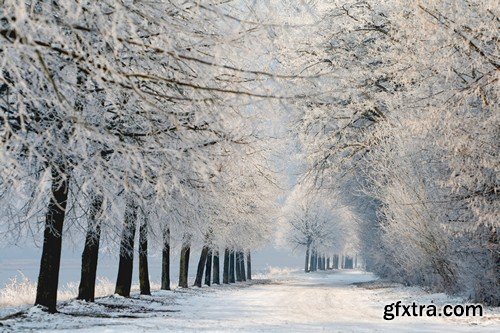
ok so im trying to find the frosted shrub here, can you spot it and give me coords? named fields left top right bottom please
left=0, top=274, right=123, bottom=308
left=0, top=273, right=37, bottom=307
left=94, top=277, right=116, bottom=299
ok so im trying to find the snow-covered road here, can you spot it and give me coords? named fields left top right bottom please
left=1, top=270, right=498, bottom=332
left=149, top=270, right=499, bottom=332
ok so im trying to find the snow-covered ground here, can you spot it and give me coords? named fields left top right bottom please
left=0, top=269, right=498, bottom=332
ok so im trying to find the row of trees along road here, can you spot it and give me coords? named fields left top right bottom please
left=0, top=0, right=313, bottom=313
left=1, top=0, right=498, bottom=313
left=282, top=0, right=498, bottom=305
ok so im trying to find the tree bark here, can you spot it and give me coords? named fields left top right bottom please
left=77, top=195, right=103, bottom=302
left=246, top=251, right=252, bottom=280
left=305, top=243, right=311, bottom=273
left=205, top=250, right=212, bottom=286
left=114, top=199, right=137, bottom=297
left=161, top=227, right=170, bottom=290
left=212, top=250, right=220, bottom=284
left=345, top=256, right=353, bottom=269
left=35, top=166, right=69, bottom=313
left=239, top=252, right=246, bottom=281
left=178, top=238, right=191, bottom=288
left=332, top=254, right=339, bottom=269
left=194, top=246, right=209, bottom=287
left=310, top=250, right=315, bottom=271
left=326, top=257, right=331, bottom=270
left=229, top=250, right=236, bottom=283
left=314, top=251, right=317, bottom=271
left=235, top=250, right=242, bottom=282
left=223, top=248, right=230, bottom=284
left=139, top=216, right=151, bottom=295
left=312, top=250, right=317, bottom=271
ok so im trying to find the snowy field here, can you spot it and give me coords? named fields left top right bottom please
left=0, top=269, right=498, bottom=332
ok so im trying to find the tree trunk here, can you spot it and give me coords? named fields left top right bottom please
left=326, top=257, right=330, bottom=270
left=305, top=243, right=311, bottom=273
left=310, top=250, right=315, bottom=271
left=194, top=246, right=209, bottom=287
left=313, top=251, right=317, bottom=271
left=161, top=227, right=170, bottom=290
left=223, top=248, right=230, bottom=284
left=178, top=238, right=191, bottom=288
left=114, top=199, right=137, bottom=297
left=229, top=250, right=236, bottom=283
left=345, top=256, right=353, bottom=269
left=332, top=254, right=339, bottom=269
left=212, top=250, right=220, bottom=284
left=139, top=216, right=151, bottom=295
left=35, top=166, right=69, bottom=313
left=235, top=250, right=242, bottom=282
left=246, top=251, right=252, bottom=280
left=205, top=250, right=212, bottom=286
left=239, top=252, right=246, bottom=281
left=77, top=195, right=103, bottom=302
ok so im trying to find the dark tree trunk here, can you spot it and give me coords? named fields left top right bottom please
left=312, top=250, right=317, bottom=271
left=161, top=227, right=170, bottom=290
left=246, top=251, right=252, bottom=280
left=35, top=166, right=69, bottom=313
left=212, top=250, right=220, bottom=284
left=178, top=238, right=191, bottom=288
left=194, top=246, right=209, bottom=287
left=205, top=250, right=212, bottom=286
left=139, top=216, right=151, bottom=295
left=77, top=195, right=103, bottom=302
left=326, top=257, right=331, bottom=270
left=332, top=254, right=339, bottom=269
left=309, top=251, right=313, bottom=271
left=310, top=250, right=315, bottom=271
left=305, top=243, right=311, bottom=273
left=239, top=252, right=246, bottom=281
left=229, top=250, right=236, bottom=283
left=345, top=256, right=353, bottom=269
left=115, top=199, right=138, bottom=297
left=223, top=248, right=230, bottom=284
left=235, top=251, right=242, bottom=282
